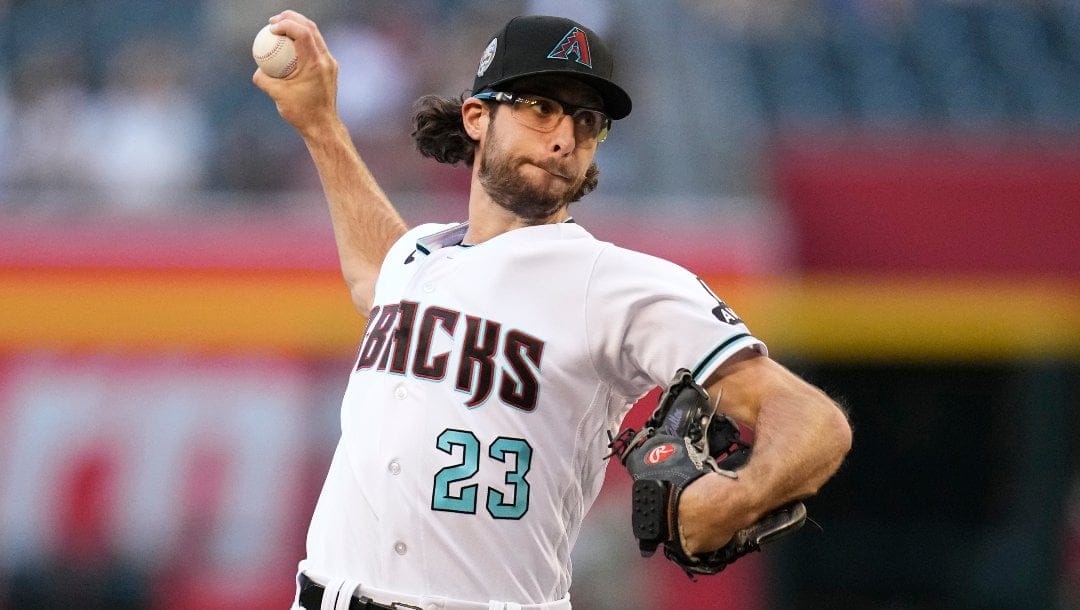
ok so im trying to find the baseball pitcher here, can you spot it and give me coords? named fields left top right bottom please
left=254, top=10, right=852, bottom=610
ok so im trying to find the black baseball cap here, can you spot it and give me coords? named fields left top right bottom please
left=472, top=15, right=632, bottom=120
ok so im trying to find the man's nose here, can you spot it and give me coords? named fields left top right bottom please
left=548, top=114, right=577, bottom=154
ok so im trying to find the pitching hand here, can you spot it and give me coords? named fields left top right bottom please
left=252, top=11, right=340, bottom=137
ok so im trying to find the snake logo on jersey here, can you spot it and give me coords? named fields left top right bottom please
left=356, top=301, right=545, bottom=411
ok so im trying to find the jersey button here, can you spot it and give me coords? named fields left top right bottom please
left=388, top=459, right=401, bottom=475
left=394, top=386, right=407, bottom=399
left=393, top=541, right=407, bottom=555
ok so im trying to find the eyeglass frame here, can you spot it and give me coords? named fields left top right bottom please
left=472, top=90, right=612, bottom=143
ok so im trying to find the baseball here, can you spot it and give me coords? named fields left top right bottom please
left=252, top=24, right=298, bottom=78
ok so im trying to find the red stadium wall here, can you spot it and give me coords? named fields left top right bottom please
left=771, top=130, right=1080, bottom=277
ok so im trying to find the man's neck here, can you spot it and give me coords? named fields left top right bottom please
left=463, top=191, right=569, bottom=245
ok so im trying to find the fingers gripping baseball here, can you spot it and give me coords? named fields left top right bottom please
left=252, top=11, right=339, bottom=135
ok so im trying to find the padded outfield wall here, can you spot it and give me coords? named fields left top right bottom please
left=1, top=133, right=1078, bottom=608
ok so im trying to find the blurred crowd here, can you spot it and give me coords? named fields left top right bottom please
left=0, top=0, right=1079, bottom=215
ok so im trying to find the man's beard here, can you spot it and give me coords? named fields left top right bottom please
left=477, top=123, right=597, bottom=221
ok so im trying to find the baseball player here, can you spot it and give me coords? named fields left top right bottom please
left=255, top=10, right=852, bottom=610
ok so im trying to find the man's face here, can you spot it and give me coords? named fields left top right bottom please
left=476, top=77, right=604, bottom=221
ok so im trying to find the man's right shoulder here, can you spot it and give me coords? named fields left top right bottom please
left=401, top=222, right=460, bottom=241
left=384, top=222, right=462, bottom=266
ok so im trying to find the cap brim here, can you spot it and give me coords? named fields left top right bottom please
left=485, top=70, right=632, bottom=120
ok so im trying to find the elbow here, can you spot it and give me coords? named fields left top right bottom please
left=349, top=284, right=373, bottom=316
left=827, top=400, right=853, bottom=470
left=810, top=398, right=853, bottom=492
left=344, top=273, right=378, bottom=316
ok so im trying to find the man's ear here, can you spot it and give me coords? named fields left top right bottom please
left=462, top=98, right=489, bottom=141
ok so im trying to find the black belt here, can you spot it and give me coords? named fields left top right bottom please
left=298, top=573, right=421, bottom=610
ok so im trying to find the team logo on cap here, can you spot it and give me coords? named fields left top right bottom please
left=477, top=37, right=498, bottom=77
left=547, top=27, right=592, bottom=68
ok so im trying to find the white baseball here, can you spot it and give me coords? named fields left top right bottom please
left=252, top=24, right=298, bottom=78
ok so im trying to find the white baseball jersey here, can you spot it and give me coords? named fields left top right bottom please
left=300, top=220, right=766, bottom=606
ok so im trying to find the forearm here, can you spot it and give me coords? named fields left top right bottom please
left=302, top=119, right=408, bottom=313
left=679, top=357, right=852, bottom=553
left=727, top=388, right=850, bottom=523
left=252, top=12, right=409, bottom=314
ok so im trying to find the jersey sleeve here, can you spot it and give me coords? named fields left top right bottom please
left=585, top=245, right=767, bottom=401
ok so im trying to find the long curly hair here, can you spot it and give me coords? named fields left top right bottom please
left=410, top=95, right=600, bottom=200
left=411, top=94, right=478, bottom=167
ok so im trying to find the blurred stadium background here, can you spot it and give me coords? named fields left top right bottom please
left=1, top=0, right=1078, bottom=608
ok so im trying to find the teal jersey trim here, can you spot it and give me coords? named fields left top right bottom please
left=691, top=333, right=752, bottom=381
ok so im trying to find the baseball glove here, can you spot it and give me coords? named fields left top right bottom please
left=609, top=368, right=807, bottom=579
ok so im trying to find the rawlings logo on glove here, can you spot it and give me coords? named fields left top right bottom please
left=609, top=368, right=807, bottom=579
left=645, top=444, right=677, bottom=464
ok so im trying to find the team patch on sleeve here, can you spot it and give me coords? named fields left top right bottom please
left=696, top=278, right=742, bottom=325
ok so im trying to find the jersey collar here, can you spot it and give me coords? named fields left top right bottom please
left=415, top=218, right=577, bottom=255
left=415, top=223, right=469, bottom=255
